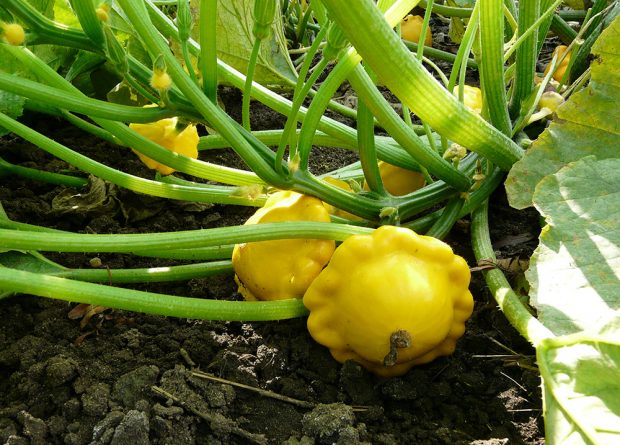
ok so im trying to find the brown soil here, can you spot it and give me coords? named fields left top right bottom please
left=0, top=88, right=544, bottom=445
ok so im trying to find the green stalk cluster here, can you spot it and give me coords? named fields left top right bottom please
left=0, top=0, right=562, bottom=322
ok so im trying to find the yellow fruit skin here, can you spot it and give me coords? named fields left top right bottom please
left=303, top=225, right=474, bottom=377
left=3, top=23, right=25, bottom=46
left=129, top=118, right=199, bottom=176
left=543, top=45, right=571, bottom=82
left=400, top=15, right=433, bottom=47
left=452, top=85, right=483, bottom=114
left=322, top=176, right=362, bottom=221
left=232, top=191, right=335, bottom=301
left=364, top=161, right=425, bottom=196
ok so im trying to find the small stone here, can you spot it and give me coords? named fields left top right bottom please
left=302, top=403, right=355, bottom=443
left=110, top=410, right=150, bottom=445
left=92, top=411, right=124, bottom=441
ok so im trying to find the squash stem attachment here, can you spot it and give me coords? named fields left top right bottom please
left=383, top=329, right=413, bottom=367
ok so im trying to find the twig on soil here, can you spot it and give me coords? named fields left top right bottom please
left=500, top=371, right=529, bottom=395
left=191, top=369, right=316, bottom=408
left=191, top=370, right=370, bottom=413
left=151, top=385, right=267, bottom=445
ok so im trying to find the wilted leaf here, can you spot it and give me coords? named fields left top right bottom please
left=52, top=175, right=119, bottom=217
left=505, top=15, right=620, bottom=209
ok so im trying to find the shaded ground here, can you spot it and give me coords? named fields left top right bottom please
left=0, top=88, right=544, bottom=445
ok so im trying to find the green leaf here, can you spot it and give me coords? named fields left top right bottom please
left=0, top=251, right=65, bottom=275
left=191, top=0, right=297, bottom=86
left=505, top=15, right=620, bottom=209
left=527, top=157, right=620, bottom=336
left=54, top=0, right=82, bottom=29
left=538, top=316, right=620, bottom=444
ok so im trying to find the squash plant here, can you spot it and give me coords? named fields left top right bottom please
left=0, top=0, right=619, bottom=441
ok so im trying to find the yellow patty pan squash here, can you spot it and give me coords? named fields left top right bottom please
left=303, top=225, right=474, bottom=377
left=321, top=176, right=362, bottom=221
left=233, top=191, right=335, bottom=301
left=452, top=85, right=483, bottom=115
left=543, top=45, right=571, bottom=82
left=364, top=161, right=425, bottom=196
left=400, top=14, right=433, bottom=47
left=129, top=117, right=199, bottom=176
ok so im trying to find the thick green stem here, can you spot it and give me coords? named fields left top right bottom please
left=0, top=267, right=308, bottom=321
left=347, top=65, right=472, bottom=191
left=357, top=92, right=385, bottom=195
left=0, top=222, right=372, bottom=253
left=479, top=0, right=511, bottom=136
left=199, top=0, right=218, bottom=102
left=509, top=0, right=539, bottom=117
left=276, top=25, right=329, bottom=173
left=0, top=73, right=175, bottom=123
left=404, top=167, right=504, bottom=233
left=69, top=0, right=105, bottom=47
left=470, top=201, right=553, bottom=346
left=144, top=2, right=426, bottom=170
left=321, top=0, right=523, bottom=171
left=403, top=40, right=477, bottom=69
left=424, top=196, right=465, bottom=239
left=550, top=14, right=578, bottom=45
left=4, top=0, right=93, bottom=50
left=0, top=157, right=88, bottom=188
left=2, top=45, right=262, bottom=187
left=242, top=40, right=261, bottom=130
left=57, top=261, right=233, bottom=283
left=118, top=0, right=288, bottom=188
left=0, top=112, right=264, bottom=205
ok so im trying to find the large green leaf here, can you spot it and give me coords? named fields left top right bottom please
left=528, top=157, right=620, bottom=336
left=538, top=315, right=620, bottom=444
left=528, top=157, right=620, bottom=445
left=191, top=0, right=297, bottom=86
left=505, top=16, right=620, bottom=209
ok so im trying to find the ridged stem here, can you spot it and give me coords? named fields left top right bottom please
left=479, top=0, right=511, bottom=136
left=321, top=0, right=523, bottom=170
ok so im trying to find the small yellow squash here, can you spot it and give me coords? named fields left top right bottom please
left=303, top=225, right=474, bottom=377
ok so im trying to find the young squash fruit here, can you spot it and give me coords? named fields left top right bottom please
left=452, top=85, right=483, bottom=114
left=232, top=191, right=335, bottom=301
left=321, top=176, right=363, bottom=221
left=543, top=45, right=572, bottom=82
left=364, top=161, right=426, bottom=196
left=1, top=23, right=25, bottom=46
left=400, top=14, right=433, bottom=47
left=303, top=225, right=474, bottom=377
left=129, top=117, right=199, bottom=176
